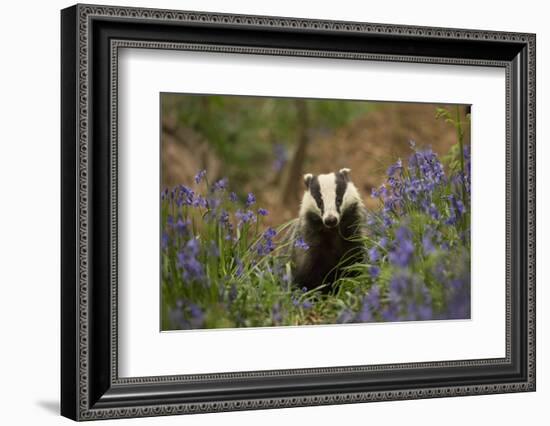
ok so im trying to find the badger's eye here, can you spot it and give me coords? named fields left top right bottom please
left=335, top=194, right=344, bottom=210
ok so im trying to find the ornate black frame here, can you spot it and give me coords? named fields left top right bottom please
left=61, top=3, right=536, bottom=421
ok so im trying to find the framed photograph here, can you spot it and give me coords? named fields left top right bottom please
left=61, top=4, right=536, bottom=421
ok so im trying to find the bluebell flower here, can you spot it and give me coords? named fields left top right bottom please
left=422, top=232, right=435, bottom=255
left=294, top=237, right=309, bottom=250
left=177, top=252, right=203, bottom=281
left=235, top=258, right=243, bottom=276
left=389, top=227, right=414, bottom=268
left=169, top=300, right=206, bottom=329
left=188, top=303, right=205, bottom=328
left=369, top=265, right=380, bottom=278
left=229, top=192, right=238, bottom=203
left=246, top=192, right=256, bottom=207
left=387, top=158, right=403, bottom=177
left=428, top=203, right=440, bottom=220
left=386, top=273, right=433, bottom=321
left=178, top=185, right=195, bottom=205
left=192, top=195, right=207, bottom=208
left=161, top=232, right=170, bottom=250
left=381, top=305, right=399, bottom=322
left=235, top=209, right=256, bottom=226
left=272, top=143, right=288, bottom=172
left=186, top=238, right=200, bottom=256
left=175, top=217, right=189, bottom=236
left=219, top=209, right=230, bottom=225
left=264, top=227, right=277, bottom=239
left=366, top=285, right=381, bottom=311
left=213, top=177, right=228, bottom=192
left=258, top=208, right=269, bottom=216
left=194, top=169, right=206, bottom=184
left=356, top=298, right=373, bottom=322
left=368, top=246, right=380, bottom=263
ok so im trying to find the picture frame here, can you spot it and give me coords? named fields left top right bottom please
left=60, top=3, right=536, bottom=421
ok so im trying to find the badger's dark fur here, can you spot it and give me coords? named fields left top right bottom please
left=291, top=168, right=366, bottom=292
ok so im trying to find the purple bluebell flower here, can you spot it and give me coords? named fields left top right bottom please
left=382, top=213, right=393, bottom=229
left=235, top=258, right=243, bottom=277
left=212, top=177, right=228, bottom=192
left=264, top=227, right=277, bottom=239
left=224, top=222, right=234, bottom=241
left=186, top=238, right=200, bottom=256
left=219, top=209, right=230, bottom=225
left=188, top=303, right=205, bottom=328
left=272, top=143, right=288, bottom=172
left=235, top=209, right=256, bottom=226
left=389, top=227, right=414, bottom=268
left=422, top=232, right=436, bottom=255
left=428, top=203, right=440, bottom=220
left=445, top=278, right=471, bottom=319
left=246, top=192, right=256, bottom=207
left=229, top=192, right=238, bottom=203
left=177, top=185, right=195, bottom=206
left=192, top=195, right=208, bottom=208
left=386, top=273, right=434, bottom=321
left=206, top=196, right=221, bottom=212
left=256, top=227, right=277, bottom=256
left=258, top=208, right=269, bottom=216
left=177, top=252, right=203, bottom=281
left=367, top=285, right=381, bottom=311
left=368, top=246, right=380, bottom=263
left=175, top=217, right=189, bottom=235
left=161, top=232, right=170, bottom=250
left=294, top=237, right=309, bottom=250
left=168, top=300, right=190, bottom=329
left=169, top=300, right=205, bottom=329
left=194, top=169, right=206, bottom=184
left=387, top=158, right=403, bottom=177
left=356, top=298, right=373, bottom=322
left=369, top=265, right=380, bottom=278
left=302, top=300, right=313, bottom=309
left=381, top=305, right=399, bottom=322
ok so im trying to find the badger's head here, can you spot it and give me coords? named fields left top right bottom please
left=299, top=168, right=363, bottom=229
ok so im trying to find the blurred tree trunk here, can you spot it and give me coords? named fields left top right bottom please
left=282, top=99, right=310, bottom=205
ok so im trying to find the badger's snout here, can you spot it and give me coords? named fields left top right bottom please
left=323, top=215, right=339, bottom=228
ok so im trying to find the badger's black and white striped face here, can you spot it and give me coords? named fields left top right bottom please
left=299, top=168, right=363, bottom=229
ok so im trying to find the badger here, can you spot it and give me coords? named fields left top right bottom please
left=291, top=168, right=366, bottom=292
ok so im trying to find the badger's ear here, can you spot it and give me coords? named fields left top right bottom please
left=339, top=168, right=351, bottom=181
left=303, top=173, right=313, bottom=189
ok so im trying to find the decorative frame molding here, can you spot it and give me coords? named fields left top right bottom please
left=61, top=3, right=535, bottom=421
